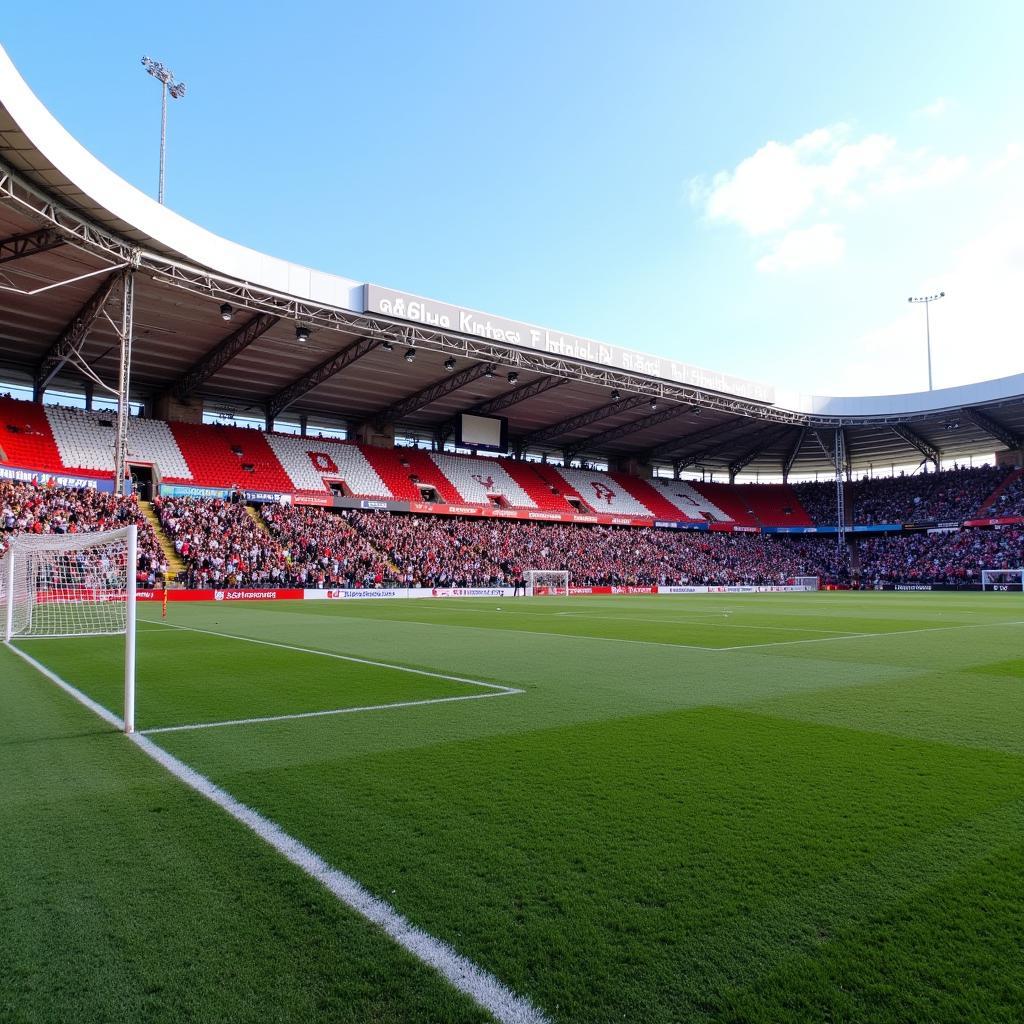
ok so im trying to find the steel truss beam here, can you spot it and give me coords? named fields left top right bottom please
left=169, top=312, right=279, bottom=400
left=728, top=424, right=798, bottom=479
left=519, top=396, right=649, bottom=448
left=366, top=362, right=495, bottom=428
left=891, top=423, right=940, bottom=467
left=782, top=426, right=807, bottom=481
left=648, top=418, right=746, bottom=461
left=437, top=376, right=568, bottom=442
left=566, top=403, right=697, bottom=458
left=0, top=226, right=65, bottom=265
left=266, top=335, right=379, bottom=422
left=35, top=269, right=124, bottom=392
left=662, top=420, right=768, bottom=470
left=961, top=406, right=1021, bottom=450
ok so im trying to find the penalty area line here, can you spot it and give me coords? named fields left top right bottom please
left=142, top=689, right=523, bottom=735
left=6, top=643, right=550, bottom=1024
left=148, top=619, right=517, bottom=692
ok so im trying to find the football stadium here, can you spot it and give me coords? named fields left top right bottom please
left=2, top=24, right=1023, bottom=1024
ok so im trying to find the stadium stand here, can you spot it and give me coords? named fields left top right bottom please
left=549, top=466, right=654, bottom=516
left=497, top=459, right=578, bottom=513
left=264, top=433, right=392, bottom=497
left=428, top=453, right=538, bottom=508
left=643, top=477, right=733, bottom=523
left=361, top=446, right=461, bottom=503
left=0, top=480, right=166, bottom=584
left=0, top=397, right=65, bottom=474
left=978, top=467, right=1024, bottom=518
left=858, top=525, right=1023, bottom=585
left=165, top=423, right=295, bottom=492
left=46, top=406, right=193, bottom=480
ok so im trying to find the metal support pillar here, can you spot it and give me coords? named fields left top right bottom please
left=84, top=381, right=94, bottom=411
left=834, top=429, right=846, bottom=552
left=113, top=273, right=135, bottom=496
left=299, top=414, right=308, bottom=437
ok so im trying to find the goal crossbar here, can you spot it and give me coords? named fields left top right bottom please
left=981, top=568, right=1024, bottom=591
left=2, top=526, right=137, bottom=732
left=524, top=570, right=569, bottom=596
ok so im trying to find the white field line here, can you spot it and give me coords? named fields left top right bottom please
left=5, top=646, right=550, bottom=1024
left=303, top=615, right=1024, bottom=654
left=552, top=611, right=866, bottom=635
left=149, top=620, right=516, bottom=692
left=143, top=690, right=521, bottom=735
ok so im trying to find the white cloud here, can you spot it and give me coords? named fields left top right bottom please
left=918, top=97, right=951, bottom=118
left=983, top=143, right=1022, bottom=178
left=756, top=224, right=845, bottom=273
left=828, top=209, right=1024, bottom=396
left=691, top=123, right=968, bottom=272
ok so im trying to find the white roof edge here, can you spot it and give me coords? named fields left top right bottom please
left=2, top=44, right=1022, bottom=421
left=0, top=44, right=363, bottom=310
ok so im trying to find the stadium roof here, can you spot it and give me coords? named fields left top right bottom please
left=1, top=44, right=1022, bottom=479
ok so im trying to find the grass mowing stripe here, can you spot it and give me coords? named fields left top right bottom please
left=11, top=637, right=551, bottom=1024
left=4, top=640, right=124, bottom=730
left=153, top=620, right=520, bottom=692
left=142, top=689, right=523, bottom=736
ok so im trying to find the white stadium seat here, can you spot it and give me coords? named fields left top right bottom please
left=263, top=433, right=391, bottom=496
left=428, top=453, right=537, bottom=508
left=554, top=467, right=654, bottom=516
left=45, top=406, right=193, bottom=478
left=647, top=478, right=733, bottom=522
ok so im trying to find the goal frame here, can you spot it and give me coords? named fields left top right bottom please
left=2, top=526, right=137, bottom=733
left=980, top=568, right=1024, bottom=592
left=524, top=570, right=569, bottom=596
left=792, top=576, right=820, bottom=591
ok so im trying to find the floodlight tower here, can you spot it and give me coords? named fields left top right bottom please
left=908, top=291, right=945, bottom=391
left=141, top=56, right=187, bottom=205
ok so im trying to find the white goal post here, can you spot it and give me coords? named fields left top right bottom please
left=524, top=570, right=569, bottom=596
left=981, top=568, right=1024, bottom=591
left=2, top=526, right=137, bottom=733
left=792, top=576, right=820, bottom=591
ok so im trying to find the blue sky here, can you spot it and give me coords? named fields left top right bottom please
left=4, top=1, right=1023, bottom=397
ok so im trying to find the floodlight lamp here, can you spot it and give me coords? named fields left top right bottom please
left=610, top=389, right=621, bottom=401
left=381, top=339, right=394, bottom=352
left=219, top=303, right=234, bottom=322
left=405, top=348, right=416, bottom=363
left=650, top=398, right=658, bottom=410
left=507, top=371, right=519, bottom=384
left=295, top=325, right=311, bottom=343
left=484, top=366, right=496, bottom=379
left=444, top=357, right=456, bottom=372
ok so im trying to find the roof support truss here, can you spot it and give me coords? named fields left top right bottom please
left=961, top=406, right=1021, bottom=450
left=0, top=226, right=65, bottom=265
left=891, top=423, right=940, bottom=468
left=266, top=335, right=380, bottom=421
left=519, top=396, right=649, bottom=448
left=671, top=421, right=769, bottom=470
left=728, top=424, right=798, bottom=480
left=782, top=426, right=807, bottom=481
left=366, top=362, right=495, bottom=428
left=170, top=313, right=279, bottom=400
left=34, top=269, right=123, bottom=392
left=566, top=403, right=697, bottom=458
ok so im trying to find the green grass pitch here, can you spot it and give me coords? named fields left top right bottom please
left=3, top=592, right=1024, bottom=1023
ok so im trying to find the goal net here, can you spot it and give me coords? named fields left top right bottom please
left=2, top=526, right=138, bottom=732
left=981, top=568, right=1023, bottom=592
left=524, top=570, right=569, bottom=596
left=792, top=576, right=820, bottom=591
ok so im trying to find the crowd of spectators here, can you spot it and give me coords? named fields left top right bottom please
left=984, top=470, right=1024, bottom=520
left=0, top=480, right=166, bottom=585
left=857, top=526, right=1023, bottom=585
left=793, top=464, right=1010, bottom=526
left=259, top=504, right=394, bottom=588
left=341, top=510, right=851, bottom=587
left=154, top=496, right=292, bottom=589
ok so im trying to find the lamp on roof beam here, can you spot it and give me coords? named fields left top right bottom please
left=380, top=338, right=394, bottom=352
left=219, top=303, right=233, bottom=322
left=650, top=397, right=658, bottom=410
left=443, top=357, right=456, bottom=372
left=483, top=366, right=496, bottom=379
left=404, top=348, right=416, bottom=363
left=610, top=389, right=621, bottom=402
left=295, top=325, right=311, bottom=343
left=507, top=371, right=519, bottom=384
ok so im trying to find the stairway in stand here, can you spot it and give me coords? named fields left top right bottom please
left=139, top=500, right=185, bottom=581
